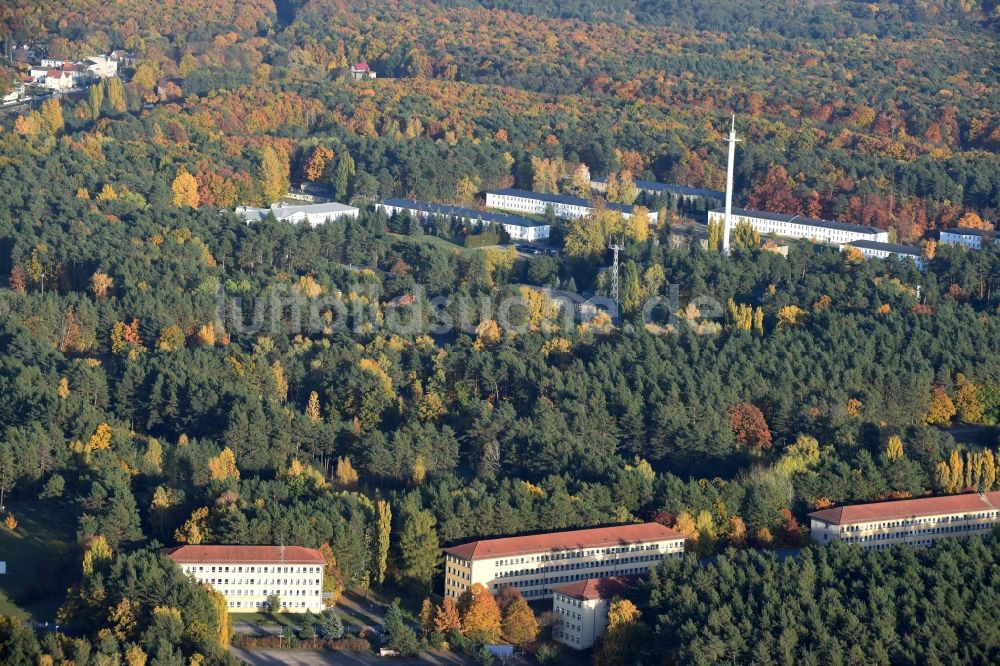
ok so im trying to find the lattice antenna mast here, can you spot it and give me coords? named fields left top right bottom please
left=608, top=236, right=624, bottom=305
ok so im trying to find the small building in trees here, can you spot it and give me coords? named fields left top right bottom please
left=808, top=492, right=1000, bottom=550
left=350, top=62, right=376, bottom=80
left=162, top=544, right=325, bottom=613
left=840, top=240, right=926, bottom=270
left=235, top=201, right=359, bottom=227
left=485, top=188, right=656, bottom=223
left=552, top=576, right=638, bottom=650
left=442, top=523, right=684, bottom=601
left=939, top=227, right=988, bottom=250
left=707, top=207, right=887, bottom=246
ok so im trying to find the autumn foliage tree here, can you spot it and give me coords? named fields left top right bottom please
left=172, top=167, right=201, bottom=208
left=924, top=385, right=957, bottom=425
left=500, top=592, right=539, bottom=646
left=434, top=597, right=462, bottom=634
left=304, top=145, right=334, bottom=182
left=728, top=402, right=772, bottom=453
left=458, top=583, right=501, bottom=642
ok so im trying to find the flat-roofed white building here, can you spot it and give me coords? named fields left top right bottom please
left=809, top=492, right=1000, bottom=551
left=939, top=227, right=989, bottom=250
left=841, top=240, right=926, bottom=269
left=235, top=201, right=359, bottom=226
left=552, top=576, right=638, bottom=650
left=485, top=188, right=656, bottom=223
left=163, top=544, right=325, bottom=613
left=377, top=198, right=549, bottom=241
left=708, top=207, right=887, bottom=246
left=442, top=523, right=684, bottom=601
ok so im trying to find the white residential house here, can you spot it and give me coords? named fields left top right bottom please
left=552, top=576, right=638, bottom=650
left=485, top=188, right=656, bottom=223
left=42, top=70, right=76, bottom=91
left=40, top=58, right=72, bottom=68
left=2, top=84, right=25, bottom=105
left=707, top=207, right=887, bottom=246
left=809, top=492, right=1000, bottom=551
left=841, top=240, right=926, bottom=270
left=350, top=63, right=376, bottom=80
left=377, top=198, right=550, bottom=241
left=442, top=523, right=684, bottom=601
left=939, top=227, right=989, bottom=250
left=86, top=56, right=119, bottom=79
left=235, top=201, right=360, bottom=226
left=163, top=544, right=326, bottom=613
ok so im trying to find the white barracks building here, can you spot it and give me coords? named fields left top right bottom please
left=163, top=545, right=325, bottom=613
left=708, top=207, right=887, bottom=246
left=939, top=227, right=988, bottom=250
left=442, top=523, right=684, bottom=600
left=485, top=188, right=656, bottom=223
left=809, top=492, right=1000, bottom=550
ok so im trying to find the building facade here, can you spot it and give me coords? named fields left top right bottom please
left=377, top=198, right=549, bottom=241
left=841, top=240, right=926, bottom=269
left=708, top=207, right=887, bottom=246
left=939, top=227, right=987, bottom=250
left=485, top=188, right=656, bottom=223
left=552, top=576, right=637, bottom=650
left=809, top=492, right=1000, bottom=550
left=442, top=523, right=684, bottom=601
left=163, top=544, right=325, bottom=613
left=235, top=201, right=359, bottom=226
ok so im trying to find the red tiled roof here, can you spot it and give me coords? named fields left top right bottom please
left=162, top=544, right=325, bottom=564
left=553, top=575, right=641, bottom=601
left=352, top=62, right=370, bottom=71
left=443, top=523, right=684, bottom=561
left=808, top=491, right=1000, bottom=526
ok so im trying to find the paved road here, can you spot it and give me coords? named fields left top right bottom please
left=231, top=648, right=473, bottom=665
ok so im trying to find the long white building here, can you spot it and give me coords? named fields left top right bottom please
left=809, top=492, right=1000, bottom=551
left=377, top=198, right=549, bottom=241
left=442, top=523, right=684, bottom=601
left=708, top=207, right=887, bottom=246
left=841, top=240, right=926, bottom=270
left=235, top=201, right=359, bottom=226
left=163, top=544, right=325, bottom=613
left=485, top=188, right=656, bottom=223
left=939, top=227, right=988, bottom=250
left=552, top=576, right=638, bottom=650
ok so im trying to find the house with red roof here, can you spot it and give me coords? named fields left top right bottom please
left=442, top=522, right=684, bottom=601
left=552, top=575, right=640, bottom=650
left=350, top=62, right=376, bottom=80
left=808, top=491, right=1000, bottom=550
left=163, top=544, right=326, bottom=613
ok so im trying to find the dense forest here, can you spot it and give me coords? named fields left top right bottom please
left=0, top=0, right=998, bottom=663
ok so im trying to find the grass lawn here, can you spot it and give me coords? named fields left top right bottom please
left=230, top=612, right=300, bottom=627
left=0, top=500, right=76, bottom=620
left=390, top=233, right=481, bottom=257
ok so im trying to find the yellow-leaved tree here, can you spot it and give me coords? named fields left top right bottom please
left=171, top=167, right=200, bottom=208
left=459, top=583, right=501, bottom=642
left=208, top=448, right=240, bottom=481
